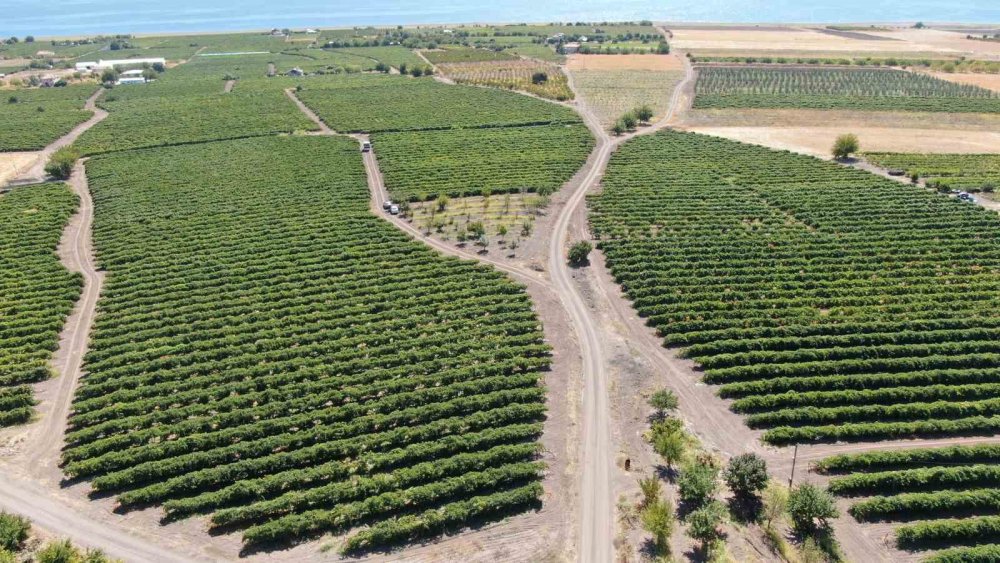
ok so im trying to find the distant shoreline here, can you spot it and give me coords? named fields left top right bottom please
left=8, top=20, right=998, bottom=42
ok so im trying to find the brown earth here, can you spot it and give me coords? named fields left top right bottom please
left=921, top=71, right=1000, bottom=91
left=0, top=153, right=39, bottom=185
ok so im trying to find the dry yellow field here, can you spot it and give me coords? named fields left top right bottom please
left=685, top=126, right=1000, bottom=159
left=566, top=53, right=684, bottom=71
left=679, top=108, right=1000, bottom=131
left=0, top=153, right=38, bottom=185
left=867, top=29, right=1000, bottom=59
left=669, top=28, right=955, bottom=55
left=922, top=71, right=1000, bottom=92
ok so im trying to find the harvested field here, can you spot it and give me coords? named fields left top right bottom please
left=0, top=153, right=38, bottom=185
left=566, top=53, right=684, bottom=71
left=685, top=126, right=1000, bottom=158
left=670, top=28, right=953, bottom=54
left=868, top=29, right=1000, bottom=59
left=570, top=69, right=682, bottom=127
left=923, top=72, right=1000, bottom=93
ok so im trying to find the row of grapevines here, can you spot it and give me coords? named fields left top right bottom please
left=0, top=183, right=82, bottom=427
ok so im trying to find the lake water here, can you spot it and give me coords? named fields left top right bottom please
left=4, top=0, right=999, bottom=37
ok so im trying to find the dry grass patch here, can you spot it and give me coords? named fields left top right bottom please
left=670, top=28, right=946, bottom=54
left=437, top=59, right=573, bottom=100
left=867, top=29, right=1000, bottom=58
left=566, top=53, right=684, bottom=71
left=922, top=72, right=1000, bottom=92
left=0, top=153, right=38, bottom=185
left=406, top=192, right=548, bottom=254
left=685, top=126, right=1000, bottom=159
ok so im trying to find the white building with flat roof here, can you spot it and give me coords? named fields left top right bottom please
left=76, top=58, right=165, bottom=71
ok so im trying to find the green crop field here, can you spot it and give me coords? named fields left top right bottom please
left=0, top=183, right=82, bottom=427
left=295, top=74, right=580, bottom=132
left=422, top=47, right=518, bottom=64
left=866, top=153, right=1000, bottom=191
left=1, top=84, right=97, bottom=151
left=590, top=130, right=1000, bottom=446
left=330, top=46, right=426, bottom=69
left=818, top=445, right=1000, bottom=556
left=63, top=136, right=549, bottom=552
left=373, top=123, right=593, bottom=200
left=693, top=66, right=1000, bottom=113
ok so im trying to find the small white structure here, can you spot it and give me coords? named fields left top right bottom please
left=76, top=58, right=165, bottom=72
left=120, top=69, right=145, bottom=77
left=116, top=77, right=147, bottom=85
left=579, top=36, right=589, bottom=42
left=305, top=28, right=318, bottom=34
left=563, top=42, right=581, bottom=54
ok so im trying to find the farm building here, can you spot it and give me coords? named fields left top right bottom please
left=563, top=42, right=581, bottom=53
left=75, top=58, right=165, bottom=71
left=116, top=77, right=147, bottom=85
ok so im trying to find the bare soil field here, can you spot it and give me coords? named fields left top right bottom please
left=566, top=53, right=684, bottom=71
left=670, top=28, right=957, bottom=55
left=922, top=71, right=1000, bottom=92
left=685, top=126, right=1000, bottom=158
left=0, top=153, right=39, bottom=185
left=868, top=28, right=1000, bottom=59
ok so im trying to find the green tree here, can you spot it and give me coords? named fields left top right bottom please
left=0, top=512, right=30, bottom=552
left=100, top=68, right=119, bottom=84
left=654, top=431, right=686, bottom=470
left=678, top=461, right=720, bottom=508
left=410, top=66, right=424, bottom=77
left=635, top=104, right=654, bottom=123
left=374, top=62, right=391, bottom=73
left=436, top=195, right=449, bottom=212
left=761, top=482, right=789, bottom=530
left=657, top=41, right=671, bottom=54
left=568, top=240, right=592, bottom=266
left=723, top=453, right=770, bottom=501
left=531, top=72, right=548, bottom=84
left=611, top=120, right=626, bottom=136
left=686, top=500, right=727, bottom=554
left=152, top=62, right=166, bottom=73
left=45, top=146, right=80, bottom=180
left=788, top=483, right=838, bottom=534
left=649, top=389, right=678, bottom=419
left=621, top=112, right=638, bottom=130
left=641, top=498, right=675, bottom=556
left=36, top=540, right=80, bottom=563
left=832, top=133, right=859, bottom=160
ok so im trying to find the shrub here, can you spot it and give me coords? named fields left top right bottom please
left=788, top=483, right=838, bottom=533
left=531, top=72, right=548, bottom=85
left=641, top=497, right=674, bottom=556
left=634, top=105, right=654, bottom=123
left=0, top=512, right=29, bottom=552
left=45, top=146, right=80, bottom=180
left=36, top=539, right=80, bottom=563
left=649, top=389, right=678, bottom=419
left=832, top=133, right=859, bottom=160
left=568, top=240, right=592, bottom=266
left=685, top=500, right=726, bottom=552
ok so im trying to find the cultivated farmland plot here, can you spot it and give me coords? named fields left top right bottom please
left=0, top=84, right=97, bottom=151
left=693, top=66, right=1000, bottom=112
left=865, top=152, right=1000, bottom=191
left=0, top=183, right=81, bottom=427
left=590, top=130, right=1000, bottom=447
left=817, top=445, right=1000, bottom=557
left=66, top=136, right=550, bottom=553
left=437, top=59, right=574, bottom=101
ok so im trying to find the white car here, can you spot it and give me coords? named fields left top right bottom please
left=382, top=200, right=393, bottom=210
left=389, top=204, right=400, bottom=215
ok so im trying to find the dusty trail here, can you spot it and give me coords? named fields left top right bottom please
left=8, top=87, right=106, bottom=186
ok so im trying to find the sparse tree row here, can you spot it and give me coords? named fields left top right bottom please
left=63, top=136, right=551, bottom=553
left=693, top=66, right=1000, bottom=112
left=0, top=184, right=82, bottom=427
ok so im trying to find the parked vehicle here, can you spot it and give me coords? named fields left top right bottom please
left=389, top=204, right=400, bottom=215
left=382, top=200, right=393, bottom=210
left=361, top=141, right=372, bottom=152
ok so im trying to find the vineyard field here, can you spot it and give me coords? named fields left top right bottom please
left=0, top=183, right=82, bottom=427
left=330, top=46, right=426, bottom=70
left=437, top=60, right=574, bottom=101
left=373, top=123, right=593, bottom=200
left=590, top=131, right=1000, bottom=446
left=819, top=445, right=1000, bottom=553
left=422, top=47, right=518, bottom=64
left=295, top=75, right=580, bottom=132
left=1, top=84, right=97, bottom=151
left=693, top=66, right=1000, bottom=113
left=568, top=68, right=683, bottom=127
left=865, top=153, right=1000, bottom=191
left=76, top=90, right=315, bottom=155
left=67, top=136, right=549, bottom=551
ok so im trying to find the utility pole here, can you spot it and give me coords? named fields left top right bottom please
left=788, top=444, right=799, bottom=489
